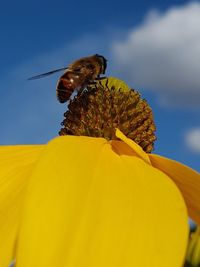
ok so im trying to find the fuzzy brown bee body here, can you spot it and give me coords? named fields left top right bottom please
left=28, top=54, right=107, bottom=103
left=56, top=54, right=107, bottom=103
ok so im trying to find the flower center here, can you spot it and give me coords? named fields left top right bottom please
left=59, top=77, right=156, bottom=153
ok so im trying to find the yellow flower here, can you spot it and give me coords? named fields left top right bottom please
left=0, top=129, right=200, bottom=267
left=185, top=226, right=200, bottom=266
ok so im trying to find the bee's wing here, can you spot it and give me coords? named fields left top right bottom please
left=28, top=67, right=68, bottom=80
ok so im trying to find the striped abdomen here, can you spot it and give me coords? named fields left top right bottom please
left=56, top=72, right=84, bottom=103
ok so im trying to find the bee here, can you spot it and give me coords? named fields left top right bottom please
left=28, top=54, right=107, bottom=103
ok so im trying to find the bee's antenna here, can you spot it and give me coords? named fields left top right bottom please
left=95, top=54, right=107, bottom=74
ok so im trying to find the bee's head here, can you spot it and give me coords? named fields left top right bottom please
left=95, top=54, right=107, bottom=74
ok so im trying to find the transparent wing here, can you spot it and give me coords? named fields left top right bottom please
left=28, top=67, right=68, bottom=80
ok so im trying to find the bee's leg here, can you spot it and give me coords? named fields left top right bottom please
left=78, top=87, right=84, bottom=93
left=87, top=81, right=97, bottom=85
left=95, top=76, right=107, bottom=80
left=87, top=77, right=108, bottom=88
left=94, top=76, right=108, bottom=87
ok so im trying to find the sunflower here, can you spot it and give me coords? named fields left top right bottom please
left=0, top=78, right=199, bottom=267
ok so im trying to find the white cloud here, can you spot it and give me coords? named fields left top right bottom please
left=185, top=127, right=200, bottom=153
left=111, top=2, right=200, bottom=106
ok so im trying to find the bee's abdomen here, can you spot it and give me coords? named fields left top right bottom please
left=56, top=78, right=75, bottom=103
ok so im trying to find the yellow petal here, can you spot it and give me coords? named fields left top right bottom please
left=0, top=145, right=44, bottom=267
left=149, top=153, right=200, bottom=225
left=186, top=227, right=200, bottom=266
left=115, top=128, right=151, bottom=164
left=16, top=135, right=188, bottom=267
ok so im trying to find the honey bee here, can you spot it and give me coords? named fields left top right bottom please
left=28, top=54, right=107, bottom=103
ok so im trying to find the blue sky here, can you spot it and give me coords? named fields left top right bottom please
left=0, top=0, right=200, bottom=172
